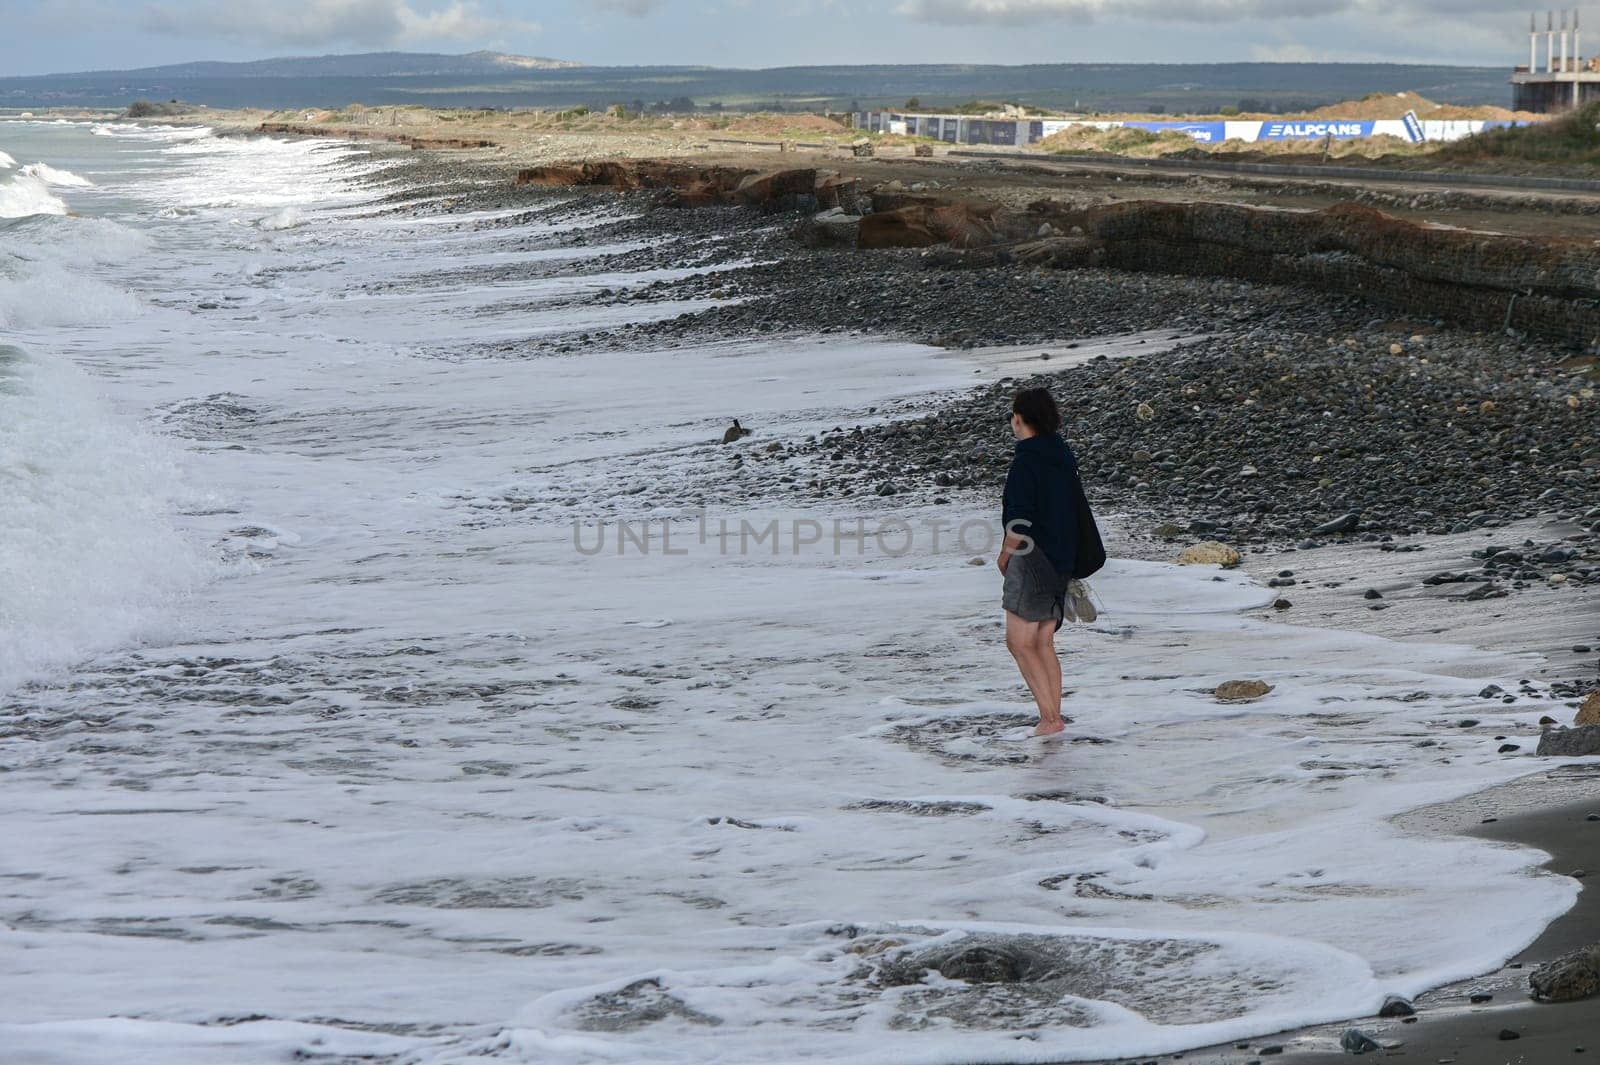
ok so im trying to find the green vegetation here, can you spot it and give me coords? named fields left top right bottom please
left=1042, top=125, right=1196, bottom=156
left=1438, top=102, right=1600, bottom=164
left=125, top=99, right=189, bottom=117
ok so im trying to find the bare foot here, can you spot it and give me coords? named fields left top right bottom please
left=1032, top=720, right=1066, bottom=737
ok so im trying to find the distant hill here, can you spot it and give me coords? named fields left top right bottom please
left=36, top=50, right=583, bottom=80
left=0, top=58, right=1513, bottom=114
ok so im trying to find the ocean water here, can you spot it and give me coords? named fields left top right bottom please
left=0, top=121, right=1584, bottom=1065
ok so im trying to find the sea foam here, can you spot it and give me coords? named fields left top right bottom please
left=258, top=206, right=305, bottom=231
left=0, top=343, right=204, bottom=696
left=0, top=174, right=68, bottom=218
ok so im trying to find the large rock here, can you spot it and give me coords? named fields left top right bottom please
left=928, top=203, right=997, bottom=249
left=1215, top=680, right=1273, bottom=702
left=1529, top=944, right=1600, bottom=1001
left=1576, top=691, right=1600, bottom=727
left=1535, top=724, right=1600, bottom=757
left=858, top=207, right=943, bottom=249
left=1177, top=541, right=1241, bottom=568
left=792, top=208, right=862, bottom=248
left=731, top=168, right=818, bottom=208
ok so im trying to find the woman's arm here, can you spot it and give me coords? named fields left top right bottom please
left=997, top=528, right=1030, bottom=574
left=999, top=459, right=1036, bottom=573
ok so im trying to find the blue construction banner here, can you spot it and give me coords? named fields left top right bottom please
left=1401, top=110, right=1424, bottom=143
left=1256, top=119, right=1379, bottom=140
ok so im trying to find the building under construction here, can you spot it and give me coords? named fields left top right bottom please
left=1512, top=9, right=1600, bottom=111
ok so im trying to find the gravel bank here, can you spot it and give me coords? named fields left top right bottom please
left=367, top=169, right=1599, bottom=601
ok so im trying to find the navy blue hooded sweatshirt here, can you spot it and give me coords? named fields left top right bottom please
left=1002, top=432, right=1083, bottom=579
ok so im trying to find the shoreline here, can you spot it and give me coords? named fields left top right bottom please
left=386, top=147, right=1600, bottom=1056
left=1133, top=775, right=1599, bottom=1065
left=356, top=147, right=1600, bottom=1055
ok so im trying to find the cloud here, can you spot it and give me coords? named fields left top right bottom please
left=591, top=0, right=666, bottom=14
left=1249, top=42, right=1322, bottom=62
left=900, top=0, right=1366, bottom=26
left=138, top=0, right=537, bottom=46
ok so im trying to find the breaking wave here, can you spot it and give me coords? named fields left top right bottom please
left=0, top=174, right=68, bottom=218
left=20, top=161, right=94, bottom=188
left=0, top=342, right=203, bottom=696
left=258, top=206, right=305, bottom=231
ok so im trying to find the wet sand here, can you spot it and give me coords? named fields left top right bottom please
left=1129, top=772, right=1600, bottom=1065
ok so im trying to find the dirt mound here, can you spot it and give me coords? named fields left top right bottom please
left=1298, top=91, right=1440, bottom=120
left=722, top=114, right=844, bottom=135
left=1039, top=125, right=1195, bottom=157
left=1292, top=92, right=1532, bottom=123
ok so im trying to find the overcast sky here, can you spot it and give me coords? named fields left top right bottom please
left=3, top=0, right=1543, bottom=75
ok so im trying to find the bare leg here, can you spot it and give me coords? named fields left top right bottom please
left=1005, top=611, right=1061, bottom=736
left=1004, top=611, right=1046, bottom=706
left=1033, top=622, right=1064, bottom=734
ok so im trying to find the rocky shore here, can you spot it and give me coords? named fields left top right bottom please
left=476, top=165, right=1600, bottom=598
left=356, top=149, right=1599, bottom=669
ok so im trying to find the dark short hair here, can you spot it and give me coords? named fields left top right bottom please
left=1011, top=387, right=1061, bottom=435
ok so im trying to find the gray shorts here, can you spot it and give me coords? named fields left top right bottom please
left=1002, top=547, right=1068, bottom=628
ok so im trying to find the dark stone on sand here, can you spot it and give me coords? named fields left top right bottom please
left=1470, top=992, right=1494, bottom=1003
left=1311, top=512, right=1361, bottom=536
left=1499, top=743, right=1522, bottom=753
left=1500, top=1028, right=1522, bottom=1040
left=1273, top=597, right=1292, bottom=610
left=571, top=977, right=723, bottom=1031
left=1459, top=719, right=1480, bottom=728
left=1341, top=1028, right=1381, bottom=1054
left=1536, top=724, right=1600, bottom=757
left=938, top=945, right=1026, bottom=983
left=1379, top=995, right=1416, bottom=1017
left=1363, top=588, right=1383, bottom=599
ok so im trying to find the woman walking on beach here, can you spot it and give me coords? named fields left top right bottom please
left=997, top=387, right=1089, bottom=737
